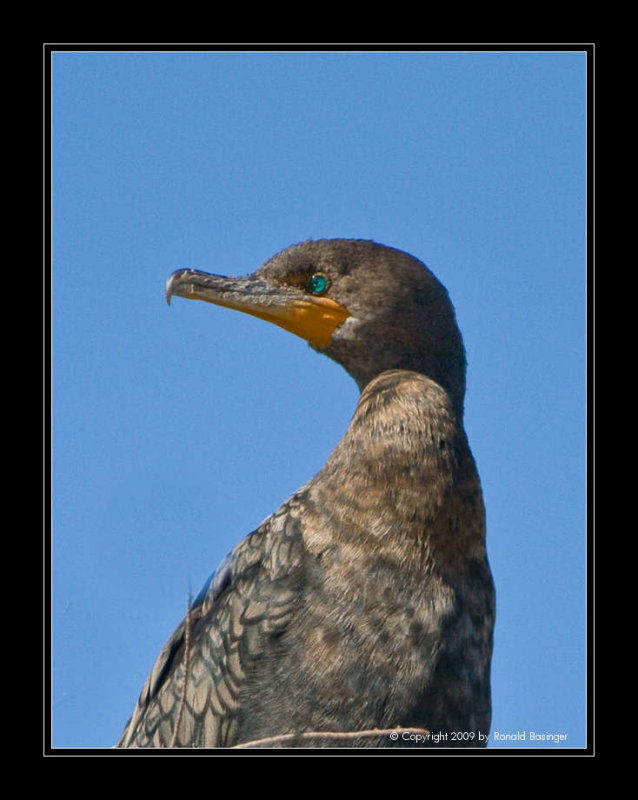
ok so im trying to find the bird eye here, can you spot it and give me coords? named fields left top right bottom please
left=306, top=273, right=329, bottom=296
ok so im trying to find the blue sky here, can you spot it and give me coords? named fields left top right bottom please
left=51, top=48, right=588, bottom=750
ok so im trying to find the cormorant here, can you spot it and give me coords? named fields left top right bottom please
left=117, top=239, right=495, bottom=748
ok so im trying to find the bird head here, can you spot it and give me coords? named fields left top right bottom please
left=166, top=239, right=467, bottom=417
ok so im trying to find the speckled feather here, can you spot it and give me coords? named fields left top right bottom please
left=117, top=240, right=495, bottom=748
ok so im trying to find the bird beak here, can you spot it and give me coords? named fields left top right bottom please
left=165, top=269, right=350, bottom=349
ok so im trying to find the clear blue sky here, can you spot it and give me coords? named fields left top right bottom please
left=51, top=48, right=588, bottom=749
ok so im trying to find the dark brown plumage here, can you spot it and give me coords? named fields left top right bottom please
left=117, top=239, right=495, bottom=748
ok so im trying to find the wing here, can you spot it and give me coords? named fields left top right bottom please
left=116, top=495, right=307, bottom=748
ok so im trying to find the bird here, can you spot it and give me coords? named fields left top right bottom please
left=117, top=238, right=495, bottom=749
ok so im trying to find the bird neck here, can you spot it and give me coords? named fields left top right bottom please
left=305, top=369, right=482, bottom=574
left=353, top=355, right=466, bottom=423
left=324, top=295, right=468, bottom=422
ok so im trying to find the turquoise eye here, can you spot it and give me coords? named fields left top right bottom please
left=307, top=273, right=329, bottom=296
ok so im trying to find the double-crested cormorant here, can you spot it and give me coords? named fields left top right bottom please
left=117, top=239, right=495, bottom=748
